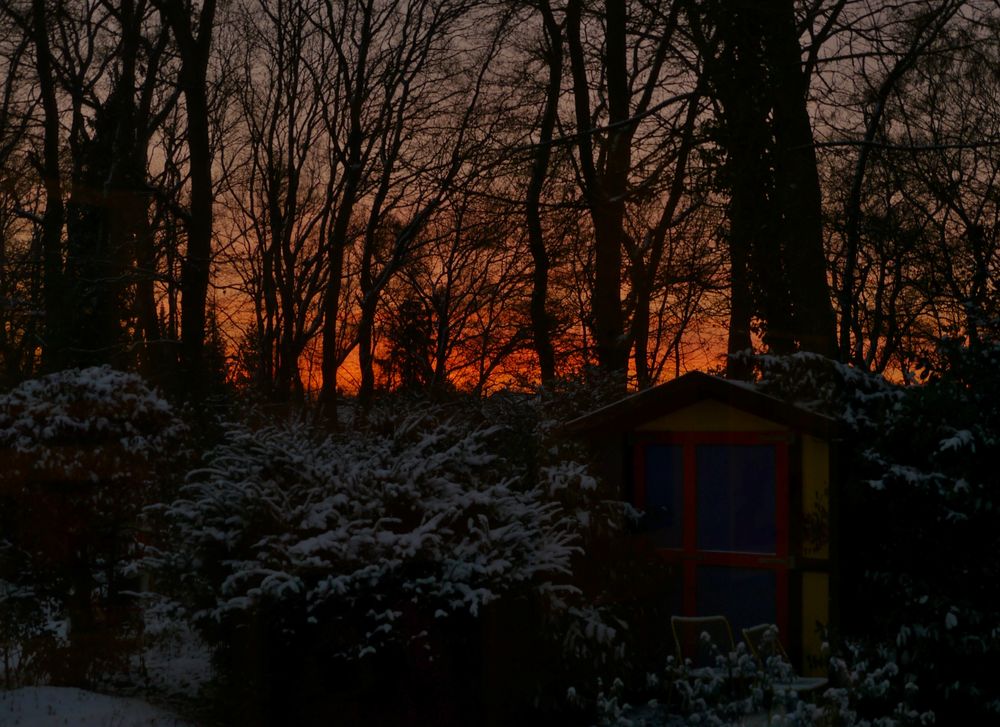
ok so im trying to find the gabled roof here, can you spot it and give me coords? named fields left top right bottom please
left=564, top=371, right=839, bottom=439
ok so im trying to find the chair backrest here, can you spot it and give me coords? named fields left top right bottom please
left=741, top=623, right=789, bottom=664
left=671, top=615, right=735, bottom=669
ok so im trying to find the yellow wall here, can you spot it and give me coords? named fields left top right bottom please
left=636, top=399, right=789, bottom=432
left=801, top=437, right=830, bottom=675
left=801, top=571, right=829, bottom=676
left=801, top=435, right=830, bottom=559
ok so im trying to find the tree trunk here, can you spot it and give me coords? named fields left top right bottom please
left=156, top=0, right=218, bottom=389
left=317, top=132, right=361, bottom=422
left=32, top=0, right=65, bottom=371
left=357, top=248, right=376, bottom=406
left=317, top=200, right=351, bottom=422
left=726, top=223, right=754, bottom=379
left=525, top=1, right=561, bottom=385
left=178, top=60, right=214, bottom=385
left=761, top=0, right=837, bottom=358
left=566, top=0, right=629, bottom=386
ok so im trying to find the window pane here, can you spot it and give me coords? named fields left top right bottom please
left=643, top=444, right=684, bottom=548
left=662, top=564, right=684, bottom=617
left=696, top=444, right=776, bottom=553
left=697, top=566, right=776, bottom=632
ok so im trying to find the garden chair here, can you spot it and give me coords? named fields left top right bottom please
left=741, top=623, right=828, bottom=696
left=669, top=614, right=754, bottom=713
left=670, top=615, right=736, bottom=672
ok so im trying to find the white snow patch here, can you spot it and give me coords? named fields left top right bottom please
left=939, top=429, right=975, bottom=453
left=0, top=686, right=192, bottom=726
left=138, top=618, right=213, bottom=699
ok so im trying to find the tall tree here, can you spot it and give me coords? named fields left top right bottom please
left=564, top=0, right=629, bottom=382
left=29, top=0, right=66, bottom=369
left=689, top=0, right=838, bottom=375
left=10, top=0, right=175, bottom=373
left=524, top=0, right=562, bottom=384
left=154, top=0, right=217, bottom=386
left=761, top=0, right=838, bottom=357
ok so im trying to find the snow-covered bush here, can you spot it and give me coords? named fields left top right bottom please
left=0, top=366, right=186, bottom=685
left=146, top=397, right=634, bottom=722
left=581, top=637, right=932, bottom=727
left=739, top=350, right=903, bottom=430
left=844, top=341, right=1000, bottom=722
left=740, top=349, right=1000, bottom=722
left=0, top=365, right=186, bottom=480
left=156, top=415, right=580, bottom=651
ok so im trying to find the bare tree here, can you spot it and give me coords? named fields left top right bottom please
left=219, top=0, right=333, bottom=401
left=2, top=0, right=179, bottom=375
left=834, top=0, right=964, bottom=363
left=378, top=190, right=533, bottom=393
left=27, top=0, right=65, bottom=368
left=563, top=0, right=630, bottom=382
left=314, top=0, right=510, bottom=415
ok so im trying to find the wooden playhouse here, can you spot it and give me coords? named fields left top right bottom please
left=566, top=372, right=839, bottom=674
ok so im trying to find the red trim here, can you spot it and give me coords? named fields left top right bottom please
left=639, top=430, right=789, bottom=446
left=635, top=430, right=791, bottom=637
left=566, top=371, right=839, bottom=440
left=655, top=551, right=791, bottom=568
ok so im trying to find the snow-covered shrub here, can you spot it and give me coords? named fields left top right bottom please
left=0, top=365, right=186, bottom=480
left=582, top=638, right=932, bottom=727
left=524, top=385, right=688, bottom=714
left=842, top=340, right=1000, bottom=722
left=739, top=350, right=903, bottom=430
left=140, top=380, right=717, bottom=721
left=739, top=348, right=1000, bottom=722
left=147, top=399, right=613, bottom=722
left=157, top=415, right=579, bottom=651
left=0, top=366, right=186, bottom=685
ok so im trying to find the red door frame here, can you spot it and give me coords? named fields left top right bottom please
left=634, top=431, right=790, bottom=636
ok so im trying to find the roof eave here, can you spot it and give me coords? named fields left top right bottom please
left=563, top=372, right=838, bottom=439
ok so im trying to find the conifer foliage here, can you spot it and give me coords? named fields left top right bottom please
left=145, top=399, right=623, bottom=722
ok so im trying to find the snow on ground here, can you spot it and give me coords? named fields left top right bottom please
left=0, top=606, right=212, bottom=727
left=0, top=686, right=193, bottom=726
left=137, top=613, right=213, bottom=699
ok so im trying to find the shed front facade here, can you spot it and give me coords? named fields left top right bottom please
left=567, top=372, right=838, bottom=674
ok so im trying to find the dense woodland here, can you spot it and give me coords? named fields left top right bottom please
left=0, top=0, right=998, bottom=403
left=3, top=0, right=1000, bottom=725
